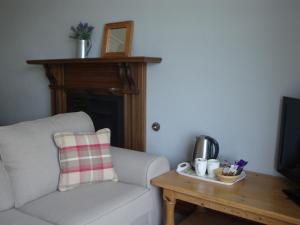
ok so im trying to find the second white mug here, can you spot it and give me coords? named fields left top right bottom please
left=207, top=159, right=220, bottom=178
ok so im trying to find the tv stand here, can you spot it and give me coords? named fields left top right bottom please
left=283, top=187, right=300, bottom=207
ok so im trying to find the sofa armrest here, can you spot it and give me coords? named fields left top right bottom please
left=111, top=146, right=170, bottom=188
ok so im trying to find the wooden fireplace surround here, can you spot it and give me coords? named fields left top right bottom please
left=27, top=57, right=161, bottom=151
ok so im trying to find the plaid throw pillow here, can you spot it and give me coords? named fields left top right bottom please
left=54, top=128, right=118, bottom=191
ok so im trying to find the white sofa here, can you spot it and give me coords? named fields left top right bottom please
left=0, top=112, right=170, bottom=225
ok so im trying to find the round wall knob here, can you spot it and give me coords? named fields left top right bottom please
left=152, top=122, right=160, bottom=131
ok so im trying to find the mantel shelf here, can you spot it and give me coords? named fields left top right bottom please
left=27, top=56, right=162, bottom=65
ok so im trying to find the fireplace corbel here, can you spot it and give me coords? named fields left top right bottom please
left=27, top=57, right=161, bottom=151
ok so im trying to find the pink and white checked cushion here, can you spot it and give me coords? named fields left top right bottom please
left=54, top=128, right=118, bottom=191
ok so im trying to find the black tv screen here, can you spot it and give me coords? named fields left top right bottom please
left=277, top=97, right=300, bottom=184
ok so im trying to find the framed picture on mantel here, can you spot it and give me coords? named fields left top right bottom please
left=101, top=20, right=134, bottom=58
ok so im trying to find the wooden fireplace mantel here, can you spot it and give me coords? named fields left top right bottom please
left=27, top=56, right=162, bottom=151
left=27, top=57, right=161, bottom=64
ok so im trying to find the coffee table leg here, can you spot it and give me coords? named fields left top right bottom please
left=163, top=189, right=176, bottom=225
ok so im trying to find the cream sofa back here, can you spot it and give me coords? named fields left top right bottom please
left=0, top=112, right=95, bottom=207
left=0, top=159, right=14, bottom=211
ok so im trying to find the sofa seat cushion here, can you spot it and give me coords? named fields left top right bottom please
left=0, top=160, right=14, bottom=211
left=0, top=112, right=95, bottom=207
left=19, top=181, right=152, bottom=225
left=0, top=209, right=53, bottom=225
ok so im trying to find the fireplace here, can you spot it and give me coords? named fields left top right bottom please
left=67, top=92, right=124, bottom=147
left=27, top=57, right=161, bottom=151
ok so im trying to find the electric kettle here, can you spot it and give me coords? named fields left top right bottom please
left=192, top=135, right=219, bottom=167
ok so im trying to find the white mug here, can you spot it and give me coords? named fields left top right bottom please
left=195, top=158, right=207, bottom=176
left=207, top=159, right=220, bottom=178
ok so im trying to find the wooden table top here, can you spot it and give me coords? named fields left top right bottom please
left=151, top=170, right=300, bottom=225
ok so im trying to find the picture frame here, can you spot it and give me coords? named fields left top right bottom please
left=101, top=20, right=134, bottom=57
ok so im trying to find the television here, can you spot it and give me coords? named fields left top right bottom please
left=277, top=96, right=300, bottom=205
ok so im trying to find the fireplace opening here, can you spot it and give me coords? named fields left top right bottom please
left=67, top=92, right=124, bottom=147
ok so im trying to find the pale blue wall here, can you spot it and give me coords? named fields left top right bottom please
left=1, top=0, right=300, bottom=174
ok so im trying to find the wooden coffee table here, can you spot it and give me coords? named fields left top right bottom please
left=151, top=170, right=300, bottom=225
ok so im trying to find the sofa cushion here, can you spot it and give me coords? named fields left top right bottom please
left=0, top=160, right=14, bottom=211
left=19, top=181, right=151, bottom=225
left=0, top=209, right=53, bottom=225
left=0, top=112, right=95, bottom=207
left=54, top=128, right=117, bottom=191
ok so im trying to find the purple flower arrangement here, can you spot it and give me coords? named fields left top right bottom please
left=70, top=22, right=94, bottom=40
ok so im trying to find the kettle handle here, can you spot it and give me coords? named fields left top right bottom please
left=209, top=137, right=219, bottom=159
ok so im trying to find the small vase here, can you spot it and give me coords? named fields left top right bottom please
left=76, top=39, right=92, bottom=58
